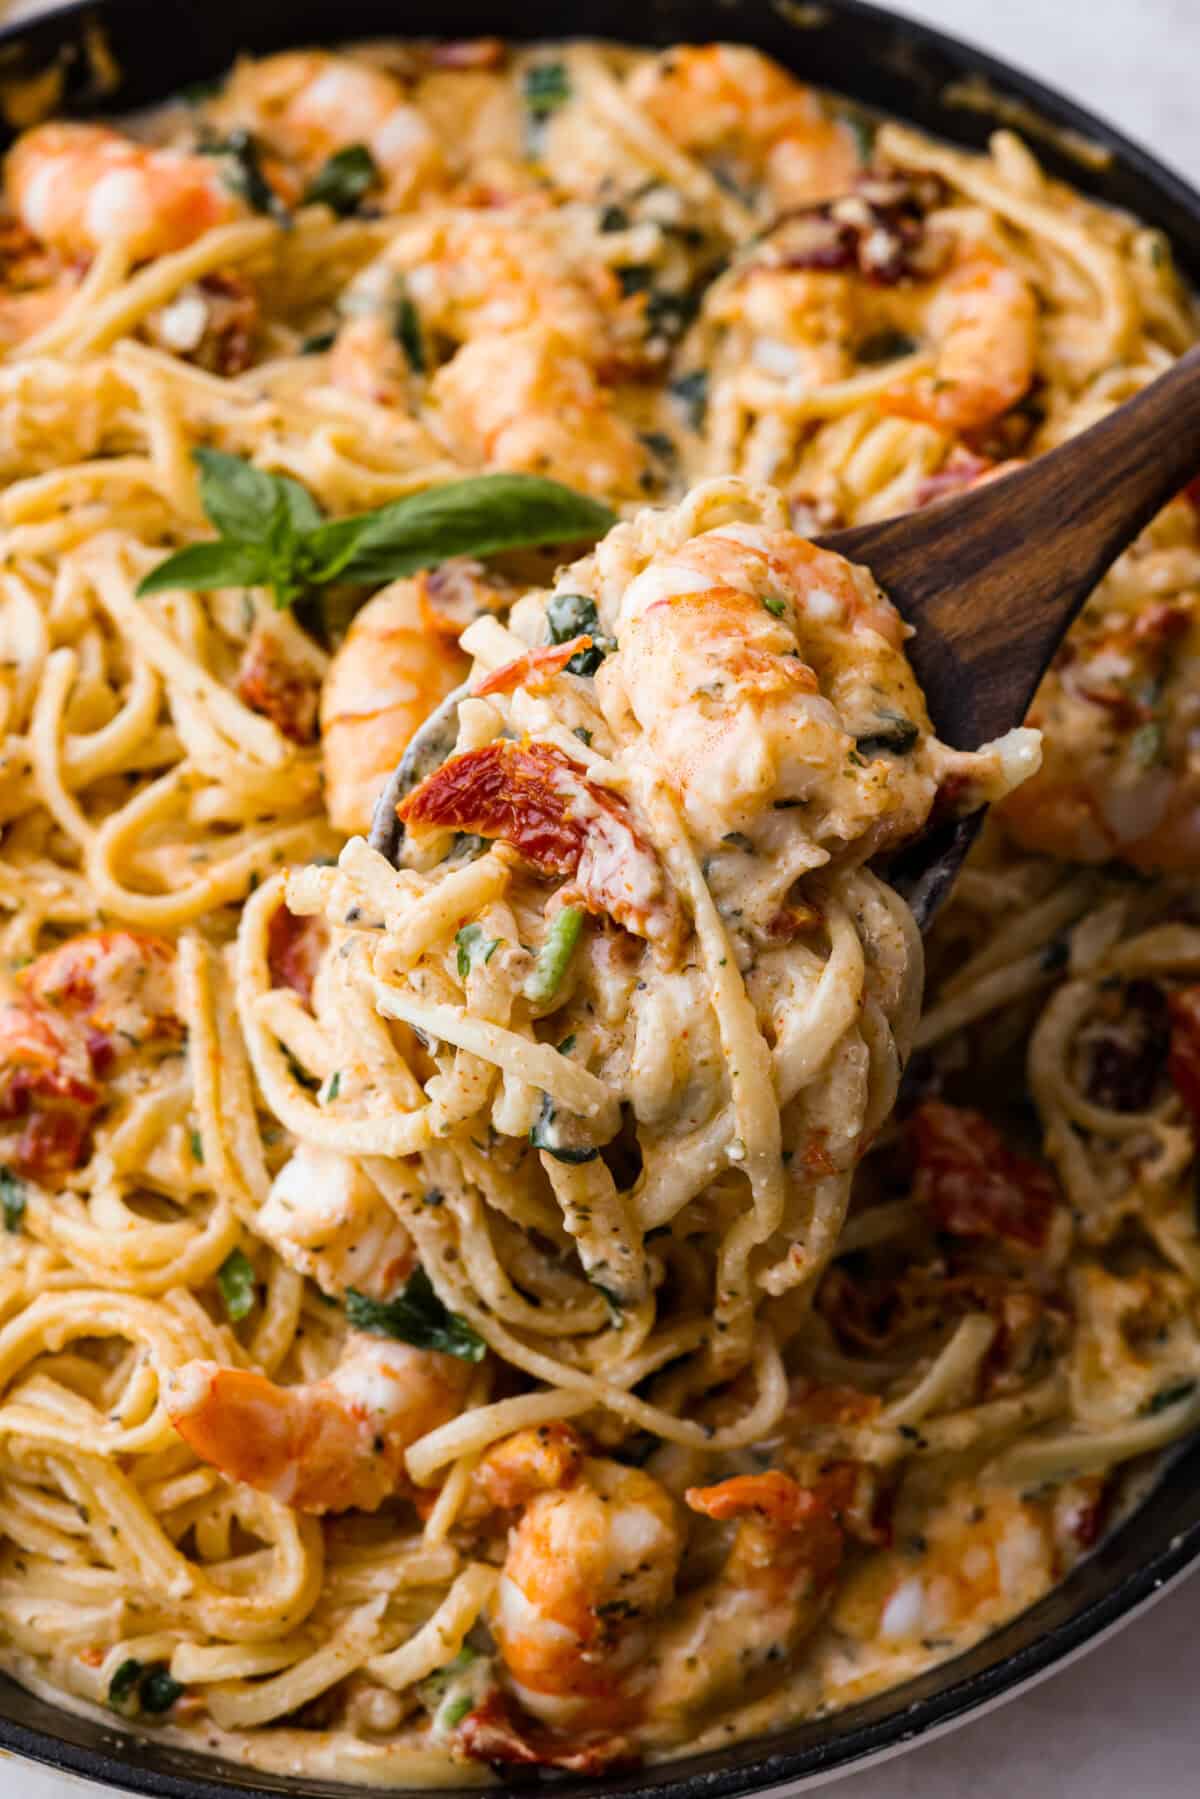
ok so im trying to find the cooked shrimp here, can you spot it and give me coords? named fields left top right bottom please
left=628, top=44, right=861, bottom=209
left=600, top=521, right=927, bottom=853
left=432, top=325, right=649, bottom=498
left=489, top=1452, right=682, bottom=1729
left=166, top=1331, right=472, bottom=1513
left=319, top=573, right=473, bottom=835
left=6, top=123, right=243, bottom=260
left=839, top=1479, right=1057, bottom=1654
left=722, top=240, right=1036, bottom=441
left=327, top=309, right=412, bottom=408
left=257, top=1144, right=414, bottom=1299
left=211, top=51, right=442, bottom=204
left=368, top=212, right=620, bottom=360
left=1001, top=583, right=1200, bottom=871
left=881, top=254, right=1038, bottom=437
left=0, top=931, right=179, bottom=1180
left=646, top=1471, right=843, bottom=1727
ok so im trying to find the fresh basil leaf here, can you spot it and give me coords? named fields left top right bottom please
left=136, top=539, right=269, bottom=598
left=346, top=1267, right=486, bottom=1361
left=1, top=1166, right=25, bottom=1233
left=193, top=448, right=288, bottom=542
left=314, top=474, right=616, bottom=589
left=217, top=1247, right=256, bottom=1322
left=271, top=472, right=324, bottom=536
left=304, top=143, right=380, bottom=215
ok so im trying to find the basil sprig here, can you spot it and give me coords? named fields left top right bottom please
left=346, top=1267, right=485, bottom=1362
left=137, top=452, right=616, bottom=619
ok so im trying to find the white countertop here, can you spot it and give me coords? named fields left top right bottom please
left=0, top=1, right=1197, bottom=1795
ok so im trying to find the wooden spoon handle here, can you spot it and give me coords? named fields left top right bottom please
left=822, top=342, right=1200, bottom=746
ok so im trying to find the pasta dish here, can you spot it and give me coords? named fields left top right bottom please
left=0, top=32, right=1197, bottom=1783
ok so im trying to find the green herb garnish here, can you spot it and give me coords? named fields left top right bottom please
left=1145, top=1378, right=1197, bottom=1415
left=393, top=291, right=425, bottom=372
left=670, top=368, right=709, bottom=430
left=545, top=590, right=614, bottom=676
left=617, top=263, right=654, bottom=297
left=189, top=1128, right=204, bottom=1162
left=217, top=1247, right=257, bottom=1323
left=530, top=1092, right=599, bottom=1163
left=108, top=1659, right=182, bottom=1721
left=524, top=61, right=570, bottom=119
left=761, top=595, right=788, bottom=618
left=855, top=711, right=919, bottom=756
left=1, top=1167, right=25, bottom=1233
left=646, top=286, right=699, bottom=342
left=591, top=1280, right=625, bottom=1328
left=1131, top=720, right=1166, bottom=768
left=138, top=453, right=615, bottom=623
left=456, top=923, right=501, bottom=980
left=324, top=1069, right=342, bottom=1103
left=140, top=1667, right=184, bottom=1714
left=107, top=1659, right=144, bottom=1718
left=525, top=906, right=584, bottom=1006
left=857, top=328, right=919, bottom=365
left=304, top=143, right=380, bottom=214
left=200, top=130, right=286, bottom=218
left=346, top=1267, right=485, bottom=1361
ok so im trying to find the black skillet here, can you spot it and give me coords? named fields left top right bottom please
left=1, top=1, right=1198, bottom=1793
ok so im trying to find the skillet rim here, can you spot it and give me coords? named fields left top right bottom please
left=0, top=1, right=1197, bottom=1792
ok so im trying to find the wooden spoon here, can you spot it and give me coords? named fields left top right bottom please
left=815, top=340, right=1200, bottom=922
left=372, top=343, right=1200, bottom=923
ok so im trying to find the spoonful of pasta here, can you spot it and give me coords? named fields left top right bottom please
left=368, top=340, right=1200, bottom=929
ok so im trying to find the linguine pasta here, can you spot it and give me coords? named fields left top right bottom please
left=0, top=32, right=1197, bottom=1783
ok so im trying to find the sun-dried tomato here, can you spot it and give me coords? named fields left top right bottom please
left=266, top=904, right=325, bottom=1004
left=456, top=1691, right=633, bottom=1772
left=236, top=625, right=319, bottom=745
left=910, top=1101, right=1059, bottom=1248
left=399, top=741, right=683, bottom=950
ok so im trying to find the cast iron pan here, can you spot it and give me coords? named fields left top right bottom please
left=0, top=0, right=1197, bottom=1792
